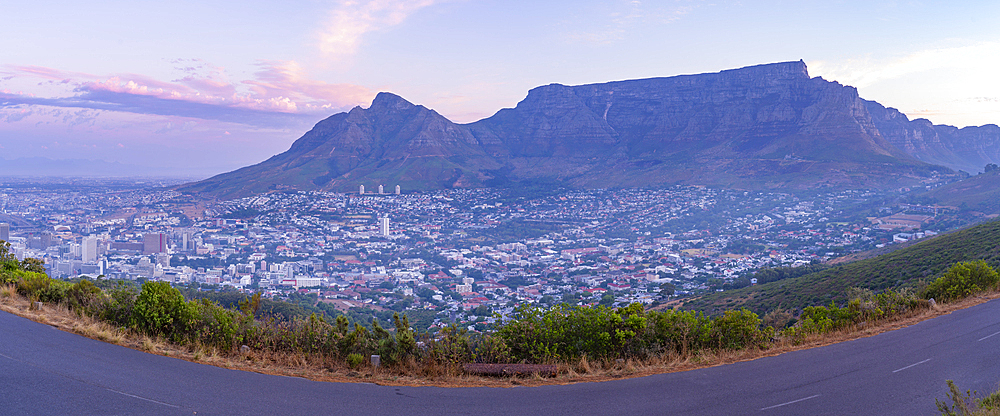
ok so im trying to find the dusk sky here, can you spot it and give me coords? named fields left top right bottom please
left=2, top=0, right=999, bottom=177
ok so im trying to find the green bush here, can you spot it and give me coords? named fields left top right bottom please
left=923, top=260, right=1000, bottom=302
left=97, top=281, right=139, bottom=327
left=15, top=273, right=69, bottom=303
left=497, top=303, right=654, bottom=362
left=346, top=353, right=364, bottom=369
left=647, top=309, right=713, bottom=355
left=131, top=281, right=196, bottom=341
left=66, top=280, right=104, bottom=313
left=708, top=309, right=771, bottom=350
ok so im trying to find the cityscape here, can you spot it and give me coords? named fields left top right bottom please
left=0, top=178, right=981, bottom=331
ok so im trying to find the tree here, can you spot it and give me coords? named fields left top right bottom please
left=0, top=241, right=16, bottom=263
left=659, top=282, right=676, bottom=297
left=20, top=258, right=45, bottom=274
left=599, top=292, right=615, bottom=306
left=986, top=163, right=999, bottom=173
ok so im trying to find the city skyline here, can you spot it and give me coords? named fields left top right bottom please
left=2, top=1, right=999, bottom=177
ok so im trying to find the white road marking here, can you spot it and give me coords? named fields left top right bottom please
left=760, top=394, right=821, bottom=410
left=892, top=358, right=931, bottom=373
left=978, top=331, right=1000, bottom=342
left=105, top=388, right=180, bottom=408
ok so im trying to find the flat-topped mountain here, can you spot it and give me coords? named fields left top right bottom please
left=177, top=61, right=997, bottom=198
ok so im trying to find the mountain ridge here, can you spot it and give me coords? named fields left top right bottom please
left=177, top=61, right=998, bottom=198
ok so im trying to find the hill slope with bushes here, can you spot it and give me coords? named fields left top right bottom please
left=682, top=218, right=1000, bottom=315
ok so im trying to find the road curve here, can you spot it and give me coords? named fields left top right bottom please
left=4, top=299, right=1000, bottom=416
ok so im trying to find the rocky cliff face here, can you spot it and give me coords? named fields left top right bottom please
left=178, top=61, right=997, bottom=198
left=865, top=100, right=1000, bottom=174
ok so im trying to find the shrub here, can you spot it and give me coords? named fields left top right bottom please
left=66, top=280, right=104, bottom=313
left=131, top=281, right=196, bottom=342
left=15, top=273, right=69, bottom=303
left=708, top=309, right=771, bottom=350
left=346, top=353, right=364, bottom=369
left=647, top=309, right=712, bottom=355
left=922, top=261, right=1000, bottom=302
left=496, top=303, right=652, bottom=362
left=97, top=281, right=139, bottom=327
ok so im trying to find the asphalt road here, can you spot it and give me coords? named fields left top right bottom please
left=3, top=299, right=1000, bottom=416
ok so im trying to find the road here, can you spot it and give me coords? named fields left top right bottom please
left=3, top=299, right=1000, bottom=415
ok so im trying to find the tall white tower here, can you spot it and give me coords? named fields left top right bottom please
left=82, top=236, right=98, bottom=263
left=379, top=216, right=389, bottom=237
left=359, top=184, right=365, bottom=195
left=378, top=184, right=384, bottom=194
left=395, top=185, right=400, bottom=195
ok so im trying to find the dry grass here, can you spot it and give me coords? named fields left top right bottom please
left=2, top=288, right=998, bottom=388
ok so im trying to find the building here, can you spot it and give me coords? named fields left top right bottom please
left=143, top=233, right=166, bottom=254
left=359, top=185, right=365, bottom=195
left=378, top=184, right=384, bottom=194
left=82, top=236, right=98, bottom=263
left=395, top=185, right=400, bottom=195
left=379, top=216, right=389, bottom=237
left=0, top=222, right=9, bottom=242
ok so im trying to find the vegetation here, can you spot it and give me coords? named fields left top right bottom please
left=684, top=218, right=1000, bottom=315
left=4, top=235, right=1000, bottom=385
left=922, top=261, right=1000, bottom=302
left=937, top=380, right=1000, bottom=416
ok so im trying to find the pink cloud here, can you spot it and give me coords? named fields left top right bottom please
left=242, top=60, right=373, bottom=112
left=1, top=61, right=374, bottom=125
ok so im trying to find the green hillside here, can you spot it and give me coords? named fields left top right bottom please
left=682, top=217, right=1000, bottom=315
left=916, top=169, right=1000, bottom=214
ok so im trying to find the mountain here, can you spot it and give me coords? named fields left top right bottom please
left=179, top=93, right=500, bottom=197
left=177, top=61, right=998, bottom=198
left=864, top=101, right=1000, bottom=174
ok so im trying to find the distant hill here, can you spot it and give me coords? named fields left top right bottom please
left=177, top=60, right=1000, bottom=199
left=914, top=170, right=1000, bottom=214
left=681, top=217, right=1000, bottom=315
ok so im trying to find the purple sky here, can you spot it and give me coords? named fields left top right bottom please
left=2, top=1, right=999, bottom=177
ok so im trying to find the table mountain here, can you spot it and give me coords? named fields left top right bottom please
left=177, top=61, right=997, bottom=198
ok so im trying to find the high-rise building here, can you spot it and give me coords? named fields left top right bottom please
left=378, top=184, right=384, bottom=194
left=395, top=185, right=400, bottom=195
left=143, top=233, right=166, bottom=254
left=82, top=236, right=98, bottom=263
left=0, top=222, right=9, bottom=242
left=359, top=184, right=365, bottom=195
left=379, top=216, right=390, bottom=237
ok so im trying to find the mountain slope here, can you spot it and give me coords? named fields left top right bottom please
left=681, top=217, right=1000, bottom=315
left=865, top=101, right=1000, bottom=174
left=178, top=61, right=999, bottom=198
left=178, top=93, right=500, bottom=198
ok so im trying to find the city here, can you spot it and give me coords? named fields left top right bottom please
left=0, top=179, right=979, bottom=331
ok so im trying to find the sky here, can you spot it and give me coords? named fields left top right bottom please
left=2, top=0, right=999, bottom=178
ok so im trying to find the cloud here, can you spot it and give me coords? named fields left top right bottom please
left=810, top=41, right=1000, bottom=89
left=244, top=60, right=373, bottom=112
left=319, top=0, right=440, bottom=57
left=810, top=41, right=1000, bottom=127
left=561, top=1, right=700, bottom=45
left=0, top=62, right=375, bottom=128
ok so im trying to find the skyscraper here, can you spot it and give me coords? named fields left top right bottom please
left=395, top=185, right=400, bottom=195
left=0, top=222, right=9, bottom=242
left=378, top=184, right=384, bottom=194
left=379, top=216, right=389, bottom=237
left=143, top=233, right=166, bottom=254
left=82, top=236, right=98, bottom=263
left=359, top=184, right=365, bottom=195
